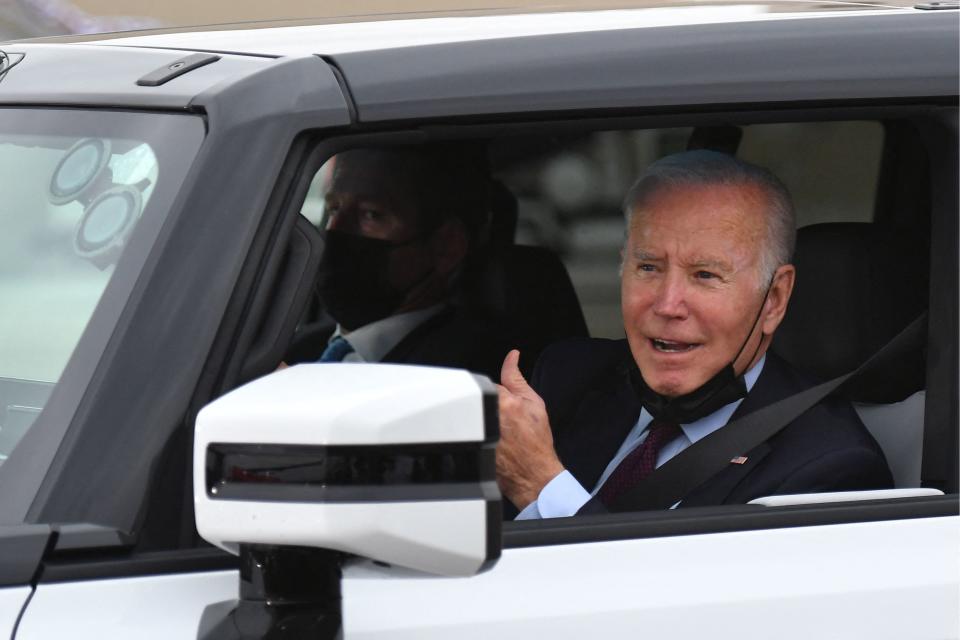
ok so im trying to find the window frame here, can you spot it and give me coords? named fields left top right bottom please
left=297, top=103, right=958, bottom=548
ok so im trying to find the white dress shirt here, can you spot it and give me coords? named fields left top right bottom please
left=333, top=304, right=445, bottom=363
left=517, top=355, right=766, bottom=519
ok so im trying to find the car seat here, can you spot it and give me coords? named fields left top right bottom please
left=458, top=179, right=589, bottom=373
left=771, top=222, right=929, bottom=487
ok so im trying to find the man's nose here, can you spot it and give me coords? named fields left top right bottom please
left=651, top=272, right=688, bottom=319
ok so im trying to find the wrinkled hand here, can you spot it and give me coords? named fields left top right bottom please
left=496, top=350, right=565, bottom=510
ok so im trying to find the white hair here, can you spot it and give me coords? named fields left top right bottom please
left=622, top=150, right=796, bottom=288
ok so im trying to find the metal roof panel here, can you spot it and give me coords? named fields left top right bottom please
left=326, top=12, right=958, bottom=122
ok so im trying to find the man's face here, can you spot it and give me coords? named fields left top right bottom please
left=621, top=183, right=775, bottom=397
left=323, top=152, right=434, bottom=288
left=324, top=152, right=424, bottom=242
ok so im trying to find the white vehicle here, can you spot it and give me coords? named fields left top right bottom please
left=0, top=3, right=956, bottom=638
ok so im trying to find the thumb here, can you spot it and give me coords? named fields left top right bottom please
left=500, top=350, right=534, bottom=397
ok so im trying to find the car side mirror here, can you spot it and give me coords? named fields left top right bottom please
left=194, top=363, right=501, bottom=577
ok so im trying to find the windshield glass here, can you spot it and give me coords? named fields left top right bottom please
left=0, top=109, right=203, bottom=483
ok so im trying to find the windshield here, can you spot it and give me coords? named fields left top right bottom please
left=0, top=108, right=203, bottom=491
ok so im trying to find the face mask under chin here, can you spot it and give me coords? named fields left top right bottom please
left=633, top=280, right=772, bottom=423
left=631, top=363, right=748, bottom=424
left=316, top=230, right=429, bottom=331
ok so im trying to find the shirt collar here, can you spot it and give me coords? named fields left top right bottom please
left=332, top=304, right=445, bottom=362
left=678, top=354, right=766, bottom=444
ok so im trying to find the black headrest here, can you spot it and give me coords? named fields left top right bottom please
left=464, top=244, right=588, bottom=370
left=772, top=222, right=928, bottom=402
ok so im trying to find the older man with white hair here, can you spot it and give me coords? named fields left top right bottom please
left=495, top=150, right=892, bottom=518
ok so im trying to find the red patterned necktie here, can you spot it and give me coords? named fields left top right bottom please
left=598, top=419, right=682, bottom=507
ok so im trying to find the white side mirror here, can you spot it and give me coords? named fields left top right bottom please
left=194, top=363, right=501, bottom=577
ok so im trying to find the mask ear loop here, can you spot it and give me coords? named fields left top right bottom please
left=729, top=275, right=776, bottom=377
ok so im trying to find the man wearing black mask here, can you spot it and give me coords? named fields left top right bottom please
left=297, top=145, right=509, bottom=380
left=495, top=150, right=892, bottom=518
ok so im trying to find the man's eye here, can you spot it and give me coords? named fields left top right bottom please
left=360, top=209, right=383, bottom=221
left=637, top=263, right=657, bottom=273
left=695, top=270, right=718, bottom=280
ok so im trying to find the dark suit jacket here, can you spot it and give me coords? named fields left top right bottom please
left=286, top=306, right=513, bottom=382
left=532, top=337, right=893, bottom=514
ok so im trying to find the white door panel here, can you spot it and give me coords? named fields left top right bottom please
left=10, top=517, right=958, bottom=638
left=342, top=516, right=960, bottom=639
left=0, top=587, right=31, bottom=638
left=15, top=570, right=235, bottom=639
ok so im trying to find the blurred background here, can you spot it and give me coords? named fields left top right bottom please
left=0, top=0, right=161, bottom=38
left=0, top=0, right=671, bottom=38
left=0, top=0, right=917, bottom=39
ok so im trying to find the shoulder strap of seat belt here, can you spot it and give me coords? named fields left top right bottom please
left=608, top=312, right=928, bottom=513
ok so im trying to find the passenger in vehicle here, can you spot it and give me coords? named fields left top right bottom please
left=287, top=145, right=511, bottom=380
left=495, top=150, right=893, bottom=518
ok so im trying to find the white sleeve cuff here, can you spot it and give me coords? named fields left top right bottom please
left=515, top=500, right=542, bottom=520
left=539, top=470, right=591, bottom=518
left=520, top=470, right=590, bottom=520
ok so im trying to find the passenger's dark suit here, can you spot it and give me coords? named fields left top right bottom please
left=377, top=307, right=513, bottom=381
left=286, top=306, right=513, bottom=382
left=532, top=338, right=893, bottom=514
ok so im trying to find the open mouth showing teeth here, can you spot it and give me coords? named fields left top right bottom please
left=651, top=338, right=698, bottom=353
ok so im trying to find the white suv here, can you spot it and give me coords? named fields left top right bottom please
left=0, top=4, right=956, bottom=638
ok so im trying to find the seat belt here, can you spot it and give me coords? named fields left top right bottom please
left=608, top=313, right=928, bottom=513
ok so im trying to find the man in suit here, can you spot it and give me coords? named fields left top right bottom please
left=288, top=145, right=510, bottom=380
left=495, top=150, right=892, bottom=518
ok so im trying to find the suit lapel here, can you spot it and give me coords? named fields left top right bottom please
left=679, top=354, right=794, bottom=506
left=559, top=365, right=642, bottom=491
left=730, top=353, right=795, bottom=420
left=678, top=441, right=772, bottom=507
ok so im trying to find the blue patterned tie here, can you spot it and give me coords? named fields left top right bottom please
left=318, top=336, right=355, bottom=362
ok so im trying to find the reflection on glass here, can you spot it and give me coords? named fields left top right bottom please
left=0, top=131, right=169, bottom=467
left=0, top=136, right=159, bottom=385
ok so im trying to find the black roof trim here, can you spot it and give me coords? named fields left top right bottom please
left=332, top=12, right=959, bottom=123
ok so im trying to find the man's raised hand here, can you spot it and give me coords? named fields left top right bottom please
left=495, top=349, right=565, bottom=510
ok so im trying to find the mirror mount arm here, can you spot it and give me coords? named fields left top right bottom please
left=198, top=545, right=344, bottom=640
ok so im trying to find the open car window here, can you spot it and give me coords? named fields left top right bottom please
left=288, top=114, right=951, bottom=533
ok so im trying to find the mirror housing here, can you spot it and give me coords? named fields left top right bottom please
left=194, top=363, right=501, bottom=577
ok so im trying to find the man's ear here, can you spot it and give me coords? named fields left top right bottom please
left=429, top=219, right=470, bottom=276
left=761, top=264, right=796, bottom=335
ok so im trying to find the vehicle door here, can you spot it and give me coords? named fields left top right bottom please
left=321, top=13, right=959, bottom=638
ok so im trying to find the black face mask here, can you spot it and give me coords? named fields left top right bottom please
left=316, top=230, right=429, bottom=331
left=631, top=282, right=772, bottom=424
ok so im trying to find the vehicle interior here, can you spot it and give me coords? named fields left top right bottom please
left=280, top=117, right=948, bottom=494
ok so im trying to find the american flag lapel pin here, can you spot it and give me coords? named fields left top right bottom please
left=730, top=456, right=748, bottom=465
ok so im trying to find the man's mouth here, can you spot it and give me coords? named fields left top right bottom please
left=650, top=338, right=699, bottom=353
